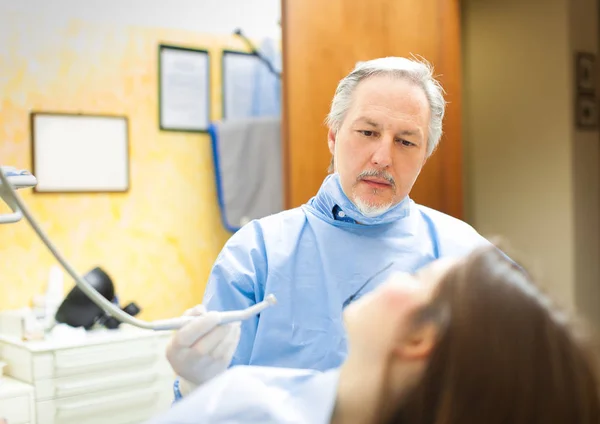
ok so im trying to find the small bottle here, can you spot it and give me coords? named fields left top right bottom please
left=45, top=265, right=64, bottom=323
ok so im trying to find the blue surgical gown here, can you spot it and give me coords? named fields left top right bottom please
left=203, top=173, right=489, bottom=371
left=152, top=366, right=339, bottom=423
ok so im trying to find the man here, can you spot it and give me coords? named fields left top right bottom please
left=166, top=56, right=490, bottom=398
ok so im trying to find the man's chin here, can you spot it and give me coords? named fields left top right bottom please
left=352, top=195, right=393, bottom=217
left=354, top=191, right=393, bottom=207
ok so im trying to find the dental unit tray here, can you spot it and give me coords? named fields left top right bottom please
left=0, top=166, right=277, bottom=331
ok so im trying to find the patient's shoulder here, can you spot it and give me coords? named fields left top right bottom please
left=148, top=367, right=337, bottom=423
left=192, top=366, right=316, bottom=421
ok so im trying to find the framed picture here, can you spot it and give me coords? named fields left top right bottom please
left=575, top=52, right=596, bottom=94
left=31, top=112, right=130, bottom=193
left=222, top=50, right=263, bottom=120
left=159, top=44, right=210, bottom=132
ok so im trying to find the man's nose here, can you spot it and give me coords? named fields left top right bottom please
left=371, top=137, right=394, bottom=168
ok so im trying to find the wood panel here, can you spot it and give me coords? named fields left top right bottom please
left=281, top=0, right=464, bottom=219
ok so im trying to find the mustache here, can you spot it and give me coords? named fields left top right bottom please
left=357, top=170, right=396, bottom=187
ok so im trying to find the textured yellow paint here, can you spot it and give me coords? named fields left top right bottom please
left=0, top=12, right=253, bottom=320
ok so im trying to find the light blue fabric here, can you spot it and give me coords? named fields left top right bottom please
left=222, top=39, right=281, bottom=120
left=251, top=37, right=281, bottom=117
left=149, top=366, right=339, bottom=424
left=202, top=173, right=490, bottom=372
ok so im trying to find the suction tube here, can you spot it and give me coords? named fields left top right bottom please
left=0, top=167, right=277, bottom=331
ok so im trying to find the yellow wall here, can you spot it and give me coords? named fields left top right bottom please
left=0, top=11, right=252, bottom=320
left=462, top=0, right=600, bottom=326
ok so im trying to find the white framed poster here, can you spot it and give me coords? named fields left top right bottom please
left=31, top=112, right=129, bottom=193
left=159, top=44, right=210, bottom=132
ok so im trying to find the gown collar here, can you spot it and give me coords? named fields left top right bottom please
left=308, top=173, right=411, bottom=225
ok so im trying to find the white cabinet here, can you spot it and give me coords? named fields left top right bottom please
left=0, top=376, right=35, bottom=424
left=0, top=325, right=175, bottom=424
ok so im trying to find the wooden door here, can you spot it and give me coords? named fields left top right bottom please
left=281, top=0, right=464, bottom=219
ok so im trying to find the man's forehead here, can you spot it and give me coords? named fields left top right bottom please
left=348, top=77, right=430, bottom=114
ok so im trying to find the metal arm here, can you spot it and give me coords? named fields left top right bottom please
left=233, top=28, right=281, bottom=79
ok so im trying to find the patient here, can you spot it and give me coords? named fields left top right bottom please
left=146, top=246, right=600, bottom=424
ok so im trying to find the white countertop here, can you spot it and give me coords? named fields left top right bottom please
left=0, top=324, right=171, bottom=352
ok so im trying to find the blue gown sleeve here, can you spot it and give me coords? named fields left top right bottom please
left=171, top=221, right=269, bottom=402
left=202, top=220, right=269, bottom=366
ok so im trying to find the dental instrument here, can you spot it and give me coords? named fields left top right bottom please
left=0, top=166, right=277, bottom=331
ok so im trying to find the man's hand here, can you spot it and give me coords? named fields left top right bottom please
left=166, top=305, right=241, bottom=395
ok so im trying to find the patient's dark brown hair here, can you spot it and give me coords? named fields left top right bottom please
left=393, top=246, right=600, bottom=424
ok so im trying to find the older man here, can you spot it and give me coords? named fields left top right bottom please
left=166, top=56, right=490, bottom=398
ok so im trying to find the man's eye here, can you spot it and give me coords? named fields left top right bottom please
left=359, top=130, right=375, bottom=137
left=400, top=139, right=415, bottom=147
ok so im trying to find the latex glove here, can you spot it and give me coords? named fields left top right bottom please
left=166, top=304, right=241, bottom=395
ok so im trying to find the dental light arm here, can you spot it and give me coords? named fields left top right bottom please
left=0, top=167, right=38, bottom=224
left=0, top=166, right=277, bottom=331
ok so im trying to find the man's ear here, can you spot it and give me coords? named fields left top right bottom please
left=327, top=128, right=337, bottom=155
left=394, top=323, right=437, bottom=360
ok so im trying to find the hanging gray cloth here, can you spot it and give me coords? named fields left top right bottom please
left=209, top=117, right=283, bottom=232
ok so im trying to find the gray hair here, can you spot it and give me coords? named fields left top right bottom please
left=325, top=56, right=446, bottom=159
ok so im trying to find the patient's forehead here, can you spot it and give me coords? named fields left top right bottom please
left=374, top=258, right=459, bottom=303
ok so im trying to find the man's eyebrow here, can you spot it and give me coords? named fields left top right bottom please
left=352, top=118, right=422, bottom=139
left=399, top=129, right=420, bottom=137
left=352, top=117, right=380, bottom=128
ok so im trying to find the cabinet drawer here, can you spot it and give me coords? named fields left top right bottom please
left=0, top=330, right=172, bottom=385
left=36, top=381, right=173, bottom=424
left=0, top=394, right=31, bottom=424
left=35, top=364, right=171, bottom=401
left=35, top=337, right=162, bottom=380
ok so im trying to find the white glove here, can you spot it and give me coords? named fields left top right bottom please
left=166, top=304, right=241, bottom=396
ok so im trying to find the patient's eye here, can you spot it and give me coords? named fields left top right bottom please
left=358, top=130, right=375, bottom=137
